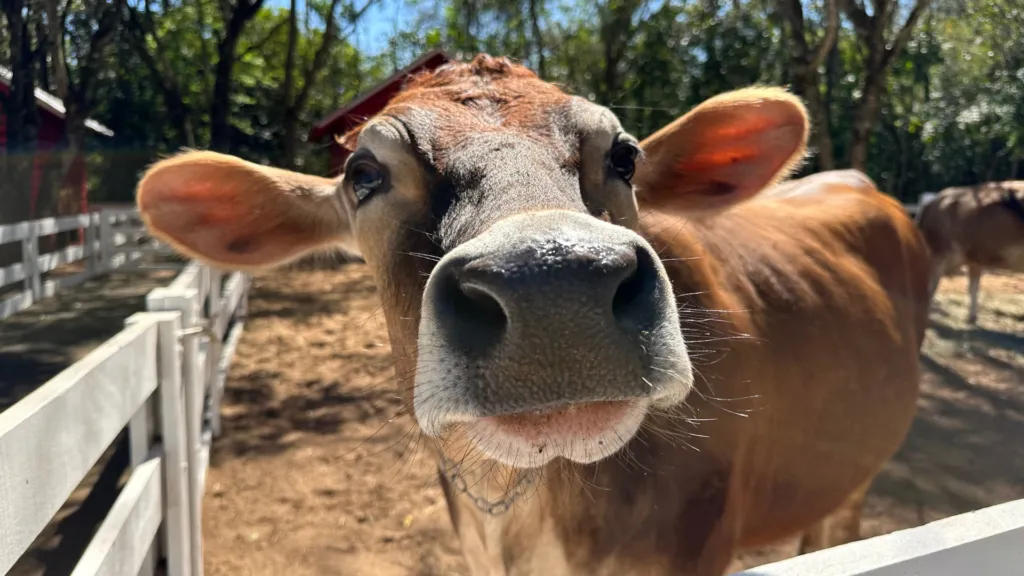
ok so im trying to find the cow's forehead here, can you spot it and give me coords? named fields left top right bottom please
left=341, top=56, right=627, bottom=163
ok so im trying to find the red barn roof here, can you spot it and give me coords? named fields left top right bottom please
left=0, top=65, right=113, bottom=137
left=309, top=49, right=451, bottom=143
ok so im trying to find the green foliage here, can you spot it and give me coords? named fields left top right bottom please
left=3, top=0, right=1022, bottom=204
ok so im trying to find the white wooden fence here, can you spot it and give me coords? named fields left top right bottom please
left=0, top=208, right=161, bottom=321
left=0, top=211, right=249, bottom=576
left=736, top=498, right=1024, bottom=575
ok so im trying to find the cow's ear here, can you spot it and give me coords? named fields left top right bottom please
left=634, top=87, right=808, bottom=211
left=136, top=151, right=356, bottom=270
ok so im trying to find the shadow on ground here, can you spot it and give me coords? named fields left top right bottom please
left=865, top=295, right=1024, bottom=531
left=210, top=265, right=402, bottom=462
left=0, top=268, right=178, bottom=410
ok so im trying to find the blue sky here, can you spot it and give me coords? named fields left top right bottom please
left=265, top=0, right=419, bottom=56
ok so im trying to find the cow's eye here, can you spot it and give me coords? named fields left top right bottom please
left=608, top=142, right=639, bottom=183
left=348, top=157, right=388, bottom=203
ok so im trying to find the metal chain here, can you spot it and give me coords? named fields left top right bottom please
left=438, top=454, right=538, bottom=516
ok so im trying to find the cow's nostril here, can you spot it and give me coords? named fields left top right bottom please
left=612, top=247, right=658, bottom=326
left=456, top=281, right=507, bottom=328
left=441, top=271, right=508, bottom=344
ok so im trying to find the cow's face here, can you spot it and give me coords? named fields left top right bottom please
left=137, top=55, right=808, bottom=473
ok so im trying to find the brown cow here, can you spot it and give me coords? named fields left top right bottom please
left=135, top=55, right=930, bottom=575
left=916, top=181, right=1024, bottom=324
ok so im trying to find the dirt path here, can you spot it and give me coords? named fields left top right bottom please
left=203, top=266, right=1023, bottom=576
left=203, top=265, right=463, bottom=576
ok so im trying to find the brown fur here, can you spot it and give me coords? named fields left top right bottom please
left=135, top=54, right=931, bottom=575
left=436, top=183, right=929, bottom=575
left=338, top=56, right=575, bottom=172
left=917, top=181, right=1024, bottom=323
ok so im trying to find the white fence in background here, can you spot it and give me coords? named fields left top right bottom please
left=0, top=208, right=163, bottom=321
left=903, top=191, right=938, bottom=219
left=0, top=210, right=249, bottom=576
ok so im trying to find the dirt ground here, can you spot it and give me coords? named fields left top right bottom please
left=203, top=265, right=1024, bottom=576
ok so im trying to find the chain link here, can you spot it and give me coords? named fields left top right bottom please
left=438, top=455, right=538, bottom=516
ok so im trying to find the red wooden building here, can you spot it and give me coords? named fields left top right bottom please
left=309, top=49, right=450, bottom=176
left=1, top=65, right=114, bottom=221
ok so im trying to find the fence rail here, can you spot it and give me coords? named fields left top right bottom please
left=0, top=209, right=249, bottom=576
left=736, top=498, right=1024, bottom=575
left=0, top=209, right=162, bottom=321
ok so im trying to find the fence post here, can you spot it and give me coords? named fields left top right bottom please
left=21, top=221, right=41, bottom=302
left=155, top=312, right=193, bottom=576
left=99, top=210, right=114, bottom=272
left=207, top=269, right=223, bottom=333
left=124, top=313, right=159, bottom=576
left=239, top=275, right=250, bottom=319
left=84, top=213, right=99, bottom=276
left=148, top=286, right=205, bottom=576
left=209, top=273, right=246, bottom=438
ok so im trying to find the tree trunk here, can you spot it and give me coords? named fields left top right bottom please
left=39, top=0, right=73, bottom=221
left=776, top=0, right=838, bottom=171
left=848, top=63, right=885, bottom=171
left=806, top=78, right=835, bottom=171
left=279, top=0, right=359, bottom=169
left=599, top=1, right=639, bottom=102
left=34, top=18, right=51, bottom=92
left=600, top=12, right=619, bottom=101
left=40, top=0, right=121, bottom=222
left=1, top=0, right=39, bottom=156
left=210, top=0, right=266, bottom=152
left=825, top=41, right=838, bottom=158
left=528, top=0, right=545, bottom=78
left=840, top=0, right=934, bottom=172
left=787, top=68, right=835, bottom=170
left=0, top=0, right=39, bottom=266
left=210, top=25, right=244, bottom=151
left=282, top=106, right=300, bottom=169
left=124, top=7, right=196, bottom=147
left=281, top=0, right=299, bottom=167
left=1, top=0, right=39, bottom=220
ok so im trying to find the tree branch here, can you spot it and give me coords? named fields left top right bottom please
left=293, top=0, right=342, bottom=112
left=124, top=5, right=193, bottom=131
left=810, top=0, right=839, bottom=70
left=125, top=6, right=174, bottom=87
left=218, top=0, right=234, bottom=24
left=881, top=0, right=934, bottom=69
left=777, top=0, right=810, bottom=56
left=293, top=0, right=377, bottom=112
left=43, top=0, right=70, bottom=101
left=838, top=0, right=872, bottom=38
left=236, top=18, right=288, bottom=60
left=77, top=0, right=122, bottom=103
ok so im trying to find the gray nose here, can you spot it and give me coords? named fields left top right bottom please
left=423, top=212, right=674, bottom=414
left=434, top=238, right=659, bottom=346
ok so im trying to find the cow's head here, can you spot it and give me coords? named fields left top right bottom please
left=137, top=55, right=807, bottom=471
